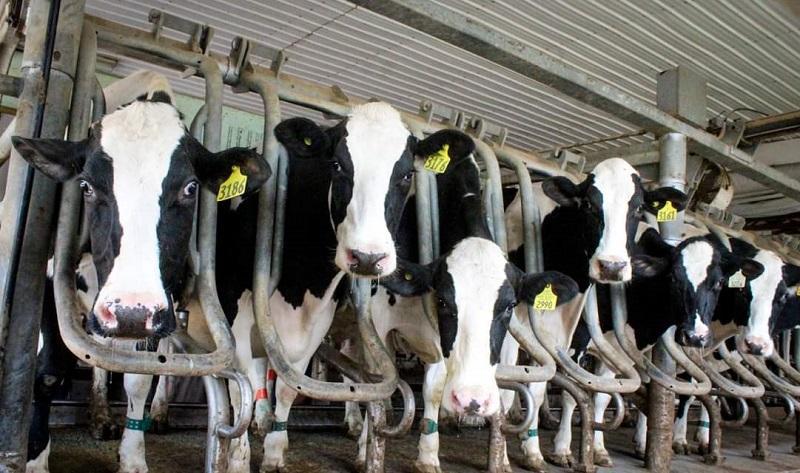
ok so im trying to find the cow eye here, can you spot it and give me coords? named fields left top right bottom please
left=79, top=180, right=94, bottom=198
left=331, top=160, right=342, bottom=173
left=183, top=180, right=199, bottom=197
left=402, top=170, right=414, bottom=182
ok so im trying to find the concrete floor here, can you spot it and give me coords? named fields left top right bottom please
left=47, top=420, right=800, bottom=473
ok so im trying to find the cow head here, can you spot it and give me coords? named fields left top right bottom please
left=726, top=239, right=800, bottom=356
left=13, top=95, right=270, bottom=339
left=383, top=237, right=578, bottom=417
left=637, top=229, right=763, bottom=348
left=542, top=158, right=687, bottom=283
left=274, top=103, right=474, bottom=278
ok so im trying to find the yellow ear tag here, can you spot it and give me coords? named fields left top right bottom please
left=795, top=286, right=800, bottom=297
left=656, top=201, right=678, bottom=222
left=423, top=144, right=451, bottom=174
left=303, top=137, right=312, bottom=146
left=217, top=166, right=248, bottom=202
left=533, top=284, right=558, bottom=311
left=728, top=270, right=746, bottom=289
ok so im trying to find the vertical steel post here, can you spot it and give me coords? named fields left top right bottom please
left=645, top=132, right=686, bottom=472
left=0, top=0, right=84, bottom=470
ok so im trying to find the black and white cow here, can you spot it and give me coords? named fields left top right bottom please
left=14, top=87, right=270, bottom=473
left=209, top=103, right=489, bottom=472
left=570, top=223, right=764, bottom=464
left=332, top=137, right=580, bottom=472
left=499, top=158, right=688, bottom=471
left=670, top=238, right=800, bottom=453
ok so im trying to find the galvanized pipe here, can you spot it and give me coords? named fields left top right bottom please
left=498, top=381, right=534, bottom=435
left=736, top=332, right=800, bottom=397
left=751, top=397, right=770, bottom=461
left=551, top=373, right=596, bottom=473
left=0, top=73, right=23, bottom=96
left=472, top=139, right=506, bottom=251
left=718, top=395, right=749, bottom=428
left=696, top=395, right=723, bottom=465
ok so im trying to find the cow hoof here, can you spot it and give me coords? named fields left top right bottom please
left=502, top=462, right=513, bottom=473
left=90, top=421, right=121, bottom=441
left=634, top=448, right=646, bottom=460
left=519, top=455, right=548, bottom=472
left=594, top=450, right=613, bottom=467
left=117, top=464, right=148, bottom=473
left=672, top=441, right=689, bottom=455
left=703, top=453, right=723, bottom=466
left=227, top=459, right=250, bottom=473
left=544, top=452, right=574, bottom=468
left=691, top=443, right=709, bottom=455
left=412, top=461, right=442, bottom=473
left=259, top=463, right=286, bottom=473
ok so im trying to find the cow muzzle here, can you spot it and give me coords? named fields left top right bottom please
left=344, top=249, right=391, bottom=277
left=744, top=335, right=774, bottom=357
left=91, top=295, right=174, bottom=339
left=447, top=385, right=499, bottom=417
left=677, top=327, right=712, bottom=348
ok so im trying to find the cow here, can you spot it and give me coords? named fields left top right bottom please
left=570, top=223, right=764, bottom=464
left=336, top=137, right=579, bottom=472
left=14, top=85, right=270, bottom=473
left=669, top=238, right=800, bottom=454
left=208, top=103, right=489, bottom=473
left=499, top=158, right=688, bottom=471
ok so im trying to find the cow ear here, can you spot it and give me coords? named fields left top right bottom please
left=379, top=259, right=435, bottom=297
left=274, top=117, right=330, bottom=158
left=542, top=176, right=582, bottom=207
left=719, top=248, right=764, bottom=279
left=644, top=186, right=688, bottom=215
left=631, top=254, right=670, bottom=277
left=188, top=135, right=271, bottom=196
left=638, top=228, right=674, bottom=258
left=415, top=129, right=475, bottom=164
left=517, top=271, right=579, bottom=307
left=784, top=264, right=800, bottom=287
left=12, top=136, right=88, bottom=181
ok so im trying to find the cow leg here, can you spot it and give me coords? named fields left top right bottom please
left=693, top=398, right=711, bottom=454
left=228, top=305, right=262, bottom=473
left=251, top=357, right=271, bottom=435
left=518, top=382, right=548, bottom=472
left=261, top=371, right=305, bottom=473
left=118, top=373, right=153, bottom=473
left=591, top=362, right=615, bottom=467
left=548, top=391, right=577, bottom=467
left=149, top=340, right=171, bottom=434
left=89, top=367, right=120, bottom=440
left=672, top=395, right=693, bottom=455
left=412, top=360, right=447, bottom=473
left=342, top=338, right=364, bottom=439
left=634, top=411, right=647, bottom=459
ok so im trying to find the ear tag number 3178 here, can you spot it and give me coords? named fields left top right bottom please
left=533, top=284, right=558, bottom=311
left=424, top=144, right=451, bottom=174
left=217, top=166, right=248, bottom=202
left=656, top=201, right=678, bottom=222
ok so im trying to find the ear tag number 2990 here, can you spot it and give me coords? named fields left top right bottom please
left=424, top=144, right=451, bottom=174
left=656, top=201, right=678, bottom=222
left=217, top=166, right=248, bottom=202
left=533, top=284, right=558, bottom=311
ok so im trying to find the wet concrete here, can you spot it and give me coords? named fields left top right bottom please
left=47, top=420, right=800, bottom=472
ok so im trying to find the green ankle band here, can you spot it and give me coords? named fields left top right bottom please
left=126, top=414, right=152, bottom=432
left=271, top=421, right=288, bottom=432
left=421, top=418, right=438, bottom=435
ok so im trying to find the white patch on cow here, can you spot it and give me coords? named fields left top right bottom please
left=680, top=241, right=714, bottom=335
left=334, top=102, right=410, bottom=277
left=589, top=158, right=637, bottom=281
left=93, top=101, right=185, bottom=320
left=746, top=249, right=784, bottom=356
left=440, top=237, right=507, bottom=417
left=25, top=438, right=50, bottom=473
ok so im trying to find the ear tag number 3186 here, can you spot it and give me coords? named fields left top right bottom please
left=217, top=166, right=248, bottom=202
left=424, top=144, right=451, bottom=174
left=656, top=201, right=678, bottom=222
left=533, top=284, right=558, bottom=311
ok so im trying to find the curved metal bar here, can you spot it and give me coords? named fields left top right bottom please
left=766, top=391, right=797, bottom=427
left=215, top=369, right=254, bottom=438
left=91, top=77, right=106, bottom=122
left=717, top=395, right=749, bottom=428
left=592, top=392, right=626, bottom=432
left=610, top=285, right=711, bottom=395
left=495, top=150, right=542, bottom=272
left=241, top=71, right=398, bottom=402
left=692, top=341, right=765, bottom=398
left=499, top=381, right=535, bottom=435
left=374, top=379, right=416, bottom=438
left=472, top=139, right=506, bottom=252
left=737, top=333, right=800, bottom=397
left=494, top=313, right=556, bottom=383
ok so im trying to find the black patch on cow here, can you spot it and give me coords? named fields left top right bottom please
left=384, top=135, right=417, bottom=238
left=434, top=261, right=458, bottom=358
left=149, top=91, right=172, bottom=104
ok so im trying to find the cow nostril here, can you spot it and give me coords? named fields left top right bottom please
left=467, top=399, right=481, bottom=414
left=349, top=250, right=390, bottom=275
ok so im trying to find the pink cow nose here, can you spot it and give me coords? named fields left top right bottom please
left=346, top=249, right=389, bottom=276
left=744, top=335, right=773, bottom=356
left=94, top=293, right=166, bottom=338
left=451, top=388, right=492, bottom=416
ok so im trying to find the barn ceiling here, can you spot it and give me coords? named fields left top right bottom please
left=84, top=0, right=800, bottom=218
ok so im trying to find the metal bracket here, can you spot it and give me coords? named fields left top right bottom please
left=148, top=9, right=214, bottom=55
left=227, top=36, right=288, bottom=87
left=465, top=116, right=507, bottom=147
left=418, top=100, right=464, bottom=129
left=717, top=117, right=747, bottom=147
left=554, top=148, right=586, bottom=175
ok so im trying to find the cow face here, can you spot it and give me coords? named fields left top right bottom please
left=542, top=158, right=687, bottom=283
left=638, top=229, right=763, bottom=348
left=13, top=96, right=270, bottom=339
left=383, top=237, right=578, bottom=417
left=274, top=104, right=474, bottom=278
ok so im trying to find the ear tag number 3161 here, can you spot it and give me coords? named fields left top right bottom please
left=656, top=201, right=678, bottom=222
left=217, top=166, right=248, bottom=202
left=533, top=284, right=558, bottom=311
left=424, top=144, right=451, bottom=174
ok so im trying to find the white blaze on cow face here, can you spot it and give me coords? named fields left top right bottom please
left=588, top=158, right=638, bottom=283
left=92, top=101, right=185, bottom=334
left=680, top=240, right=714, bottom=339
left=333, top=103, right=411, bottom=278
left=745, top=249, right=785, bottom=356
left=439, top=238, right=507, bottom=417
